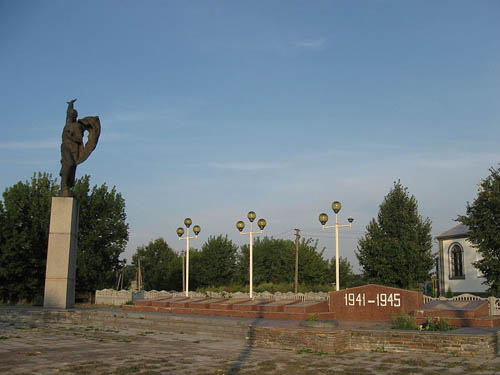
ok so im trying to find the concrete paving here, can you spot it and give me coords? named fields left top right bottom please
left=1, top=318, right=500, bottom=374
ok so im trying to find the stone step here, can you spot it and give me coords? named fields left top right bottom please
left=123, top=303, right=333, bottom=320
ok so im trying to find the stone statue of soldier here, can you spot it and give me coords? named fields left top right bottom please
left=59, top=98, right=101, bottom=197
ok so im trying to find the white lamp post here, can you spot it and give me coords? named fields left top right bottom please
left=176, top=218, right=200, bottom=297
left=236, top=211, right=267, bottom=299
left=319, top=201, right=353, bottom=291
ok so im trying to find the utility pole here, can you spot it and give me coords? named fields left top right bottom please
left=137, top=257, right=143, bottom=291
left=116, top=271, right=123, bottom=290
left=294, top=228, right=300, bottom=294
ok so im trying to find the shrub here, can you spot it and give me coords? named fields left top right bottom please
left=392, top=313, right=417, bottom=330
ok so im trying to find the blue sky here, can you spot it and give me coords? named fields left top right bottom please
left=1, top=1, right=499, bottom=271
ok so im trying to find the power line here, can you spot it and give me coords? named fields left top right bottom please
left=267, top=229, right=295, bottom=238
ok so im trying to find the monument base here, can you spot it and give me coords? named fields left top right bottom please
left=43, top=197, right=79, bottom=309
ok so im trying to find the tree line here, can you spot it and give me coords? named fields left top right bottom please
left=1, top=166, right=500, bottom=303
left=125, top=235, right=359, bottom=292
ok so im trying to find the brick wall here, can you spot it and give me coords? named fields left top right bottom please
left=350, top=330, right=497, bottom=358
left=253, top=327, right=350, bottom=353
left=253, top=327, right=499, bottom=359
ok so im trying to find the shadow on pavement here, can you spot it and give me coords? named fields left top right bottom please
left=226, top=313, right=262, bottom=374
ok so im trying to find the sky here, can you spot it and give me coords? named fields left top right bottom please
left=1, top=1, right=499, bottom=272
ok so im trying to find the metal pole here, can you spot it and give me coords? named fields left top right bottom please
left=294, top=228, right=300, bottom=294
left=185, top=228, right=190, bottom=297
left=335, top=213, right=340, bottom=291
left=182, top=251, right=185, bottom=293
left=249, top=221, right=253, bottom=299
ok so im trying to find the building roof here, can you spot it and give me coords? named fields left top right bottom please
left=436, top=223, right=470, bottom=240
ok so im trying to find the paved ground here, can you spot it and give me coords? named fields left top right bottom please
left=1, top=320, right=500, bottom=375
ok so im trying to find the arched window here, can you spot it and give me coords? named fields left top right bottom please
left=449, top=244, right=464, bottom=279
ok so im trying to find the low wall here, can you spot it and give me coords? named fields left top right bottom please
left=349, top=330, right=497, bottom=358
left=95, top=289, right=132, bottom=306
left=254, top=327, right=498, bottom=359
left=254, top=326, right=351, bottom=353
left=0, top=307, right=498, bottom=359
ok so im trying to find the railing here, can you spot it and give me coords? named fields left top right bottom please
left=423, top=293, right=500, bottom=316
left=106, top=289, right=330, bottom=303
left=423, top=293, right=485, bottom=303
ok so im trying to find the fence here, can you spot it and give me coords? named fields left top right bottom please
left=423, top=293, right=500, bottom=316
left=95, top=289, right=132, bottom=306
left=95, top=289, right=330, bottom=306
left=142, top=290, right=330, bottom=302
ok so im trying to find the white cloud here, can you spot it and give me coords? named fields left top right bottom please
left=208, top=161, right=289, bottom=171
left=293, top=38, right=326, bottom=50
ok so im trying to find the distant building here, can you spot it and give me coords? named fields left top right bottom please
left=436, top=224, right=488, bottom=295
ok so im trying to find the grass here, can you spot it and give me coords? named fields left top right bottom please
left=296, top=348, right=328, bottom=356
left=306, top=315, right=318, bottom=321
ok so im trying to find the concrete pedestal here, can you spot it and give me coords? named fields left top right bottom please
left=43, top=197, right=79, bottom=309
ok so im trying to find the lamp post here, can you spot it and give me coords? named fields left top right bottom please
left=176, top=218, right=200, bottom=297
left=319, top=201, right=353, bottom=291
left=236, top=211, right=267, bottom=299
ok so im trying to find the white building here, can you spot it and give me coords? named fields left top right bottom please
left=436, top=224, right=488, bottom=295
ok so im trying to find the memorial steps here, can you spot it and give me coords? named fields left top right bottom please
left=122, top=285, right=500, bottom=327
left=122, top=296, right=334, bottom=320
left=414, top=300, right=500, bottom=328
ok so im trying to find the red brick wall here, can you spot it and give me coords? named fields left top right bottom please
left=254, top=327, right=350, bottom=353
left=253, top=327, right=497, bottom=359
left=330, top=284, right=424, bottom=321
left=350, top=330, right=496, bottom=359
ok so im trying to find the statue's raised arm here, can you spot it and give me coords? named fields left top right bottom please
left=59, top=99, right=101, bottom=197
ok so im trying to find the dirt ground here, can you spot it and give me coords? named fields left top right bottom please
left=1, top=320, right=499, bottom=375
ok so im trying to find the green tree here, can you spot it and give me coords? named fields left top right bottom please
left=73, top=176, right=129, bottom=295
left=133, top=238, right=182, bottom=291
left=196, top=235, right=238, bottom=287
left=356, top=181, right=433, bottom=289
left=237, top=237, right=333, bottom=287
left=297, top=238, right=331, bottom=286
left=185, top=248, right=202, bottom=290
left=0, top=173, right=129, bottom=302
left=329, top=256, right=359, bottom=289
left=238, top=237, right=295, bottom=285
left=458, top=166, right=500, bottom=295
left=0, top=173, right=58, bottom=302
